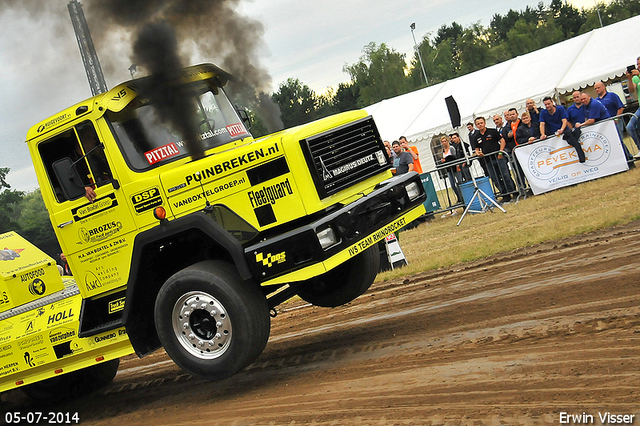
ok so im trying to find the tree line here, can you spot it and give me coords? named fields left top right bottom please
left=250, top=0, right=640, bottom=136
left=0, top=168, right=61, bottom=259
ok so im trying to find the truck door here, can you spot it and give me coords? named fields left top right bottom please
left=38, top=120, right=136, bottom=299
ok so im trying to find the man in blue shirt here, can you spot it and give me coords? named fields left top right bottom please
left=541, top=96, right=585, bottom=163
left=567, top=91, right=585, bottom=128
left=593, top=81, right=633, bottom=160
left=391, top=141, right=414, bottom=175
left=539, top=97, right=569, bottom=138
left=575, top=93, right=610, bottom=128
left=595, top=82, right=624, bottom=120
left=566, top=93, right=610, bottom=163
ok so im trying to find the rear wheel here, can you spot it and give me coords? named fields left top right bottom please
left=297, top=245, right=380, bottom=307
left=154, top=260, right=270, bottom=380
left=21, top=358, right=119, bottom=403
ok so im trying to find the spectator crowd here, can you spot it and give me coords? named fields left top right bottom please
left=383, top=61, right=640, bottom=212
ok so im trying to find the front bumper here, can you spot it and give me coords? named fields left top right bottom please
left=245, top=172, right=426, bottom=284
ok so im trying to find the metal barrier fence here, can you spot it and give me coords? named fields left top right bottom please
left=422, top=113, right=640, bottom=217
left=423, top=151, right=522, bottom=217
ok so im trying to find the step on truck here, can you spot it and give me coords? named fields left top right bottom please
left=1, top=63, right=426, bottom=401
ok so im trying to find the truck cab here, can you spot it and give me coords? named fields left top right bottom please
left=12, top=63, right=426, bottom=390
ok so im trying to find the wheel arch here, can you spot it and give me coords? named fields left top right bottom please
left=122, top=212, right=252, bottom=356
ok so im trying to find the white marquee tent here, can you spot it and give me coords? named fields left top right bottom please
left=365, top=14, right=640, bottom=172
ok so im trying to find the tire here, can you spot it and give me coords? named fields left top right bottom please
left=22, top=358, right=119, bottom=403
left=297, top=244, right=380, bottom=307
left=154, top=260, right=270, bottom=380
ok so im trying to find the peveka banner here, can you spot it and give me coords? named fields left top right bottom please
left=513, top=120, right=628, bottom=195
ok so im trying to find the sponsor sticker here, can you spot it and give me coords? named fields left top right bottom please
left=255, top=251, right=287, bottom=268
left=78, top=221, right=123, bottom=244
left=0, top=248, right=23, bottom=261
left=172, top=176, right=248, bottom=209
left=347, top=216, right=408, bottom=257
left=131, top=187, right=163, bottom=213
left=36, top=113, right=72, bottom=133
left=145, top=143, right=180, bottom=165
left=94, top=332, right=117, bottom=344
left=108, top=297, right=126, bottom=314
left=183, top=143, right=280, bottom=188
left=247, top=178, right=293, bottom=208
left=28, top=278, right=46, bottom=296
left=72, top=193, right=118, bottom=222
left=49, top=328, right=76, bottom=344
left=20, top=268, right=45, bottom=282
left=46, top=308, right=75, bottom=327
left=226, top=123, right=248, bottom=137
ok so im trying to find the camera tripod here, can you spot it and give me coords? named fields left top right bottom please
left=456, top=133, right=506, bottom=226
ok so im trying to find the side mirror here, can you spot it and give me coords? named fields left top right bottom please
left=237, top=108, right=252, bottom=130
left=52, top=157, right=86, bottom=201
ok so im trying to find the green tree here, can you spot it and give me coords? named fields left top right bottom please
left=407, top=34, right=445, bottom=88
left=0, top=168, right=25, bottom=235
left=549, top=0, right=586, bottom=38
left=534, top=16, right=565, bottom=49
left=457, top=23, right=495, bottom=74
left=271, top=78, right=318, bottom=128
left=16, top=189, right=61, bottom=259
left=430, top=39, right=457, bottom=83
left=315, top=89, right=337, bottom=119
left=579, top=0, right=640, bottom=33
left=246, top=109, right=269, bottom=138
left=434, top=22, right=464, bottom=73
left=332, top=82, right=360, bottom=113
left=490, top=9, right=526, bottom=44
left=343, top=42, right=410, bottom=107
left=0, top=168, right=61, bottom=259
left=489, top=6, right=542, bottom=45
left=434, top=22, right=464, bottom=47
left=503, top=18, right=541, bottom=58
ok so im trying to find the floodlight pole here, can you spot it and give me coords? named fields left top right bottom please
left=595, top=1, right=604, bottom=28
left=68, top=0, right=108, bottom=96
left=410, top=23, right=428, bottom=86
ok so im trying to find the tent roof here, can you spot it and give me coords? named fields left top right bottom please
left=556, top=15, right=640, bottom=92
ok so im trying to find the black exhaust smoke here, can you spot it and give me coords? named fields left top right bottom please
left=88, top=0, right=284, bottom=137
left=0, top=0, right=285, bottom=159
left=132, top=21, right=205, bottom=159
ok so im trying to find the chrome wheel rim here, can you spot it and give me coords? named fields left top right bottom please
left=171, top=291, right=232, bottom=359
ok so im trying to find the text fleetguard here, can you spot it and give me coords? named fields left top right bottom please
left=248, top=178, right=293, bottom=208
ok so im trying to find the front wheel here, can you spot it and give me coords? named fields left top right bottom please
left=154, top=260, right=270, bottom=380
left=297, top=244, right=380, bottom=307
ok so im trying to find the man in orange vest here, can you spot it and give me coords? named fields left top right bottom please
left=399, top=136, right=422, bottom=174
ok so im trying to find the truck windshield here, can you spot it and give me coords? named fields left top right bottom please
left=107, top=79, right=251, bottom=171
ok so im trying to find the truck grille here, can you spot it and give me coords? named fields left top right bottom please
left=300, top=116, right=389, bottom=199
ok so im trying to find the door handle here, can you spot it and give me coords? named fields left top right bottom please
left=58, top=220, right=73, bottom=228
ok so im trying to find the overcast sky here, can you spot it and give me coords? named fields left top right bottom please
left=0, top=0, right=591, bottom=192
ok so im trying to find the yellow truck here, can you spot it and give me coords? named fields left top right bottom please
left=1, top=63, right=426, bottom=400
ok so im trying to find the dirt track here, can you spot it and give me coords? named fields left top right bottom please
left=3, top=221, right=640, bottom=425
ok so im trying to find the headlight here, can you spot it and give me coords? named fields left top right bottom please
left=405, top=182, right=421, bottom=201
left=316, top=226, right=339, bottom=250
